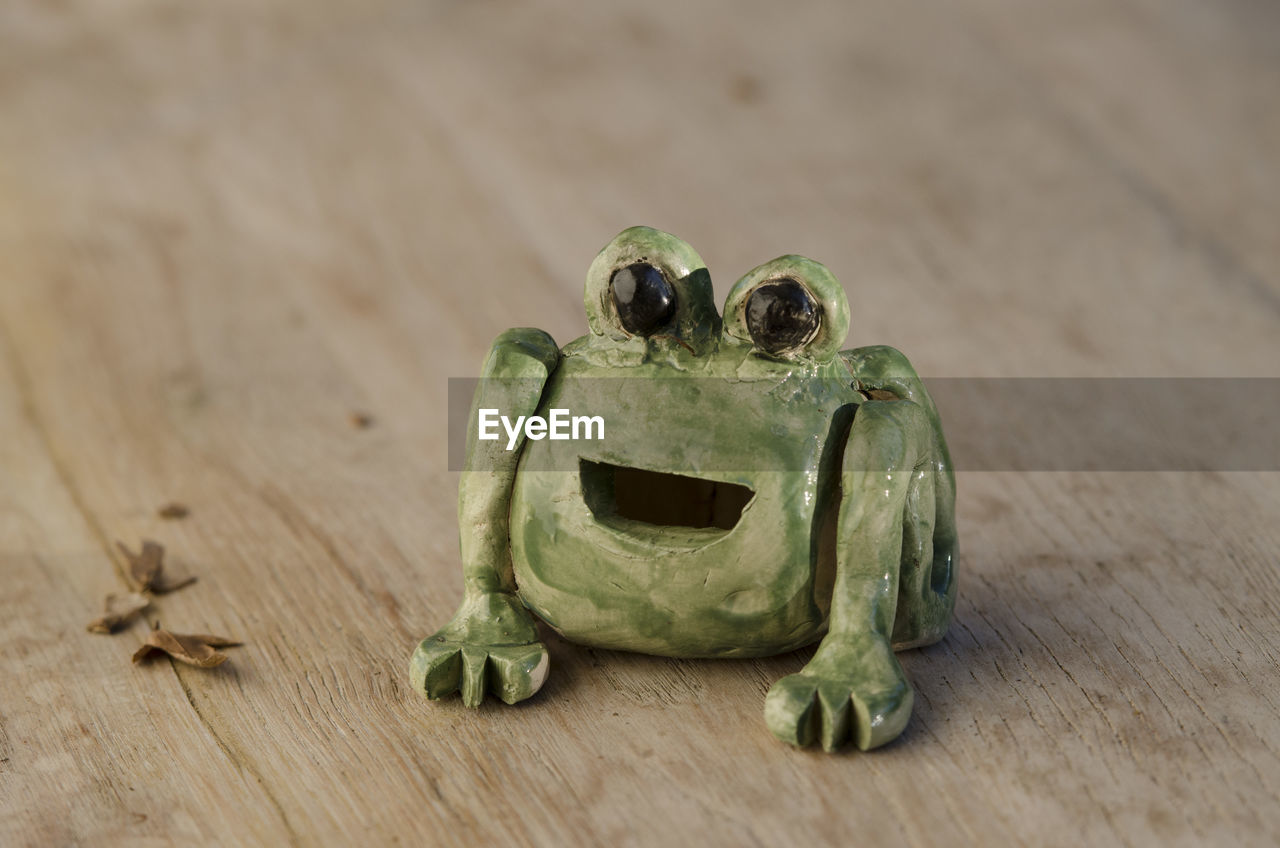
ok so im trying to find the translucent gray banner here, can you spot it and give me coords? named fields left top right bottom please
left=447, top=377, right=1280, bottom=472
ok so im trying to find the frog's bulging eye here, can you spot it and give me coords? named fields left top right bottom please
left=745, top=279, right=820, bottom=355
left=722, top=255, right=850, bottom=362
left=611, top=262, right=677, bottom=336
left=585, top=227, right=719, bottom=353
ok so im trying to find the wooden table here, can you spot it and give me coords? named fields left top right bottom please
left=2, top=1, right=1278, bottom=845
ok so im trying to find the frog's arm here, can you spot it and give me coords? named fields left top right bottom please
left=410, top=328, right=560, bottom=707
left=765, top=346, right=956, bottom=751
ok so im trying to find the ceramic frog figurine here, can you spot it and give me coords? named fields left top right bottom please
left=411, top=226, right=957, bottom=752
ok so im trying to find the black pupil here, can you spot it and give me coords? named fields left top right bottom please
left=611, top=262, right=676, bottom=335
left=745, top=279, right=820, bottom=355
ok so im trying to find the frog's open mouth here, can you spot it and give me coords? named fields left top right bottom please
left=579, top=459, right=755, bottom=534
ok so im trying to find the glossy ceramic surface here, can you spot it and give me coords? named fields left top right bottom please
left=411, top=227, right=957, bottom=751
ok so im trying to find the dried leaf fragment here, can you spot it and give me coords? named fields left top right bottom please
left=115, top=539, right=197, bottom=594
left=157, top=502, right=190, bottom=520
left=151, top=574, right=198, bottom=594
left=132, top=628, right=243, bottom=668
left=183, top=633, right=243, bottom=648
left=86, top=593, right=151, bottom=634
left=118, top=540, right=164, bottom=592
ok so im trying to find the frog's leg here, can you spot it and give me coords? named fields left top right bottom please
left=845, top=345, right=958, bottom=648
left=764, top=396, right=940, bottom=751
left=410, top=328, right=560, bottom=707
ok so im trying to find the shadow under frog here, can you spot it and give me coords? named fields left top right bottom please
left=411, top=227, right=957, bottom=752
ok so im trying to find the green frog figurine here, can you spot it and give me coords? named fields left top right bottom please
left=411, top=226, right=957, bottom=752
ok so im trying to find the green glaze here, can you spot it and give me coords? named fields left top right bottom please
left=411, top=227, right=957, bottom=751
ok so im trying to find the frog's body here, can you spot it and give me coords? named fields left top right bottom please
left=412, top=227, right=956, bottom=751
left=512, top=348, right=849, bottom=658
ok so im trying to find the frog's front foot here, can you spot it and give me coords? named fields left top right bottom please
left=409, top=592, right=549, bottom=707
left=764, top=634, right=913, bottom=752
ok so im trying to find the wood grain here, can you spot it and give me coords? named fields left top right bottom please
left=1, top=1, right=1277, bottom=845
